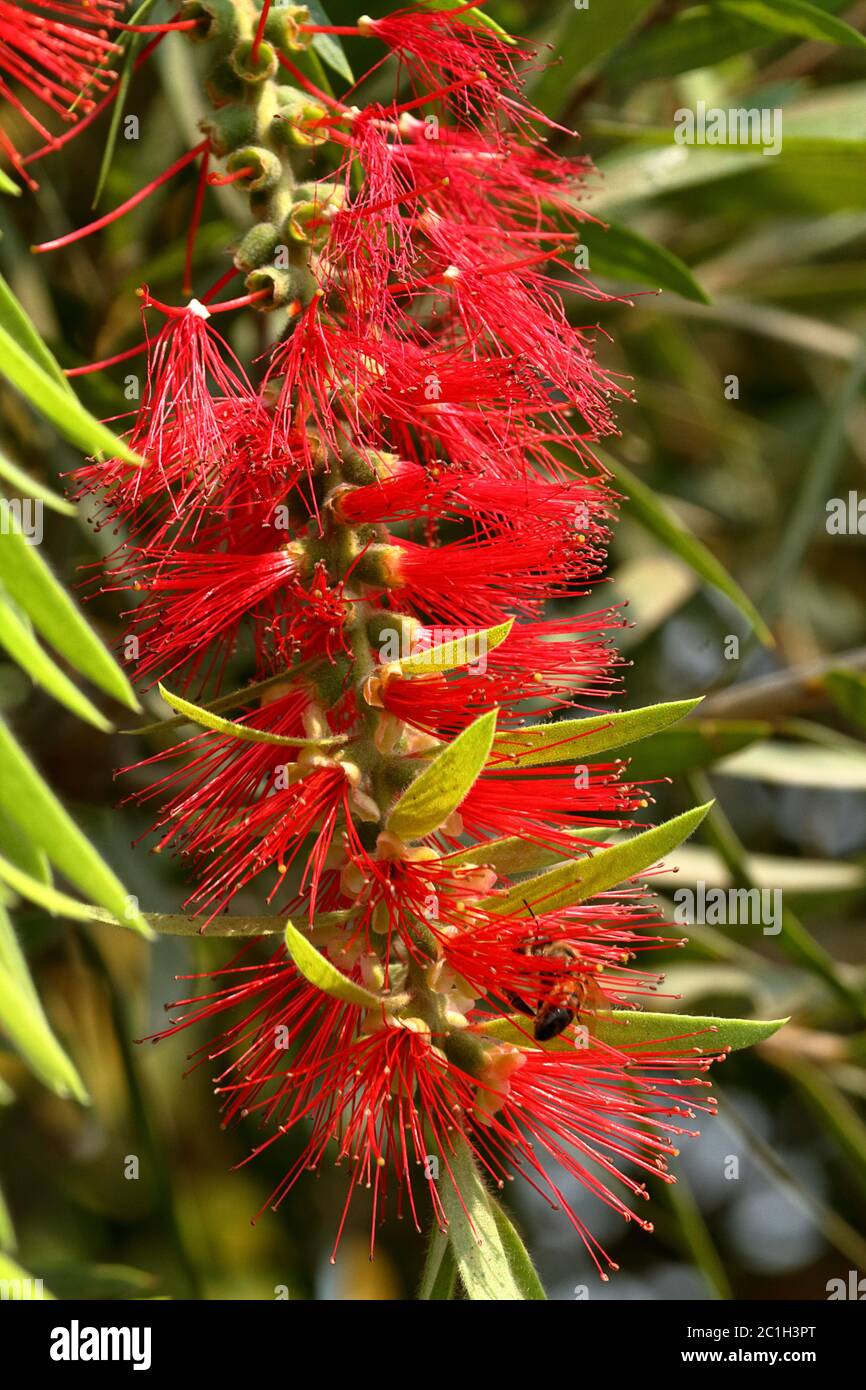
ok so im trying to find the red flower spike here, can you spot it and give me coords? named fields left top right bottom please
left=69, top=2, right=740, bottom=1279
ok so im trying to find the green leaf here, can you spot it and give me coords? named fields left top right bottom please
left=0, top=723, right=153, bottom=939
left=284, top=918, right=381, bottom=1009
left=0, top=807, right=51, bottom=885
left=578, top=219, right=709, bottom=303
left=387, top=709, right=497, bottom=840
left=306, top=0, right=354, bottom=82
left=0, top=597, right=111, bottom=731
left=825, top=669, right=866, bottom=731
left=0, top=450, right=75, bottom=514
left=123, top=666, right=315, bottom=736
left=0, top=526, right=140, bottom=712
left=157, top=683, right=346, bottom=747
left=0, top=1252, right=53, bottom=1299
left=399, top=619, right=513, bottom=676
left=489, top=698, right=702, bottom=769
left=489, top=1200, right=546, bottom=1300
left=0, top=853, right=95, bottom=922
left=0, top=961, right=89, bottom=1102
left=439, top=1135, right=526, bottom=1300
left=529, top=0, right=655, bottom=108
left=479, top=1009, right=788, bottom=1055
left=0, top=896, right=40, bottom=1004
left=484, top=803, right=712, bottom=917
left=419, top=0, right=515, bottom=43
left=447, top=828, right=610, bottom=877
left=0, top=325, right=142, bottom=466
left=0, top=905, right=88, bottom=1102
left=625, top=720, right=773, bottom=780
left=0, top=169, right=21, bottom=197
left=602, top=3, right=801, bottom=85
left=92, top=0, right=159, bottom=208
left=87, top=906, right=350, bottom=936
left=719, top=0, right=866, bottom=49
left=606, top=457, right=774, bottom=645
left=418, top=1228, right=457, bottom=1300
left=0, top=274, right=71, bottom=393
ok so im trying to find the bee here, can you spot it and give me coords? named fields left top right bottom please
left=510, top=903, right=606, bottom=1042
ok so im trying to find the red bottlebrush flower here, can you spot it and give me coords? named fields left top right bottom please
left=452, top=764, right=647, bottom=850
left=64, top=0, right=754, bottom=1291
left=366, top=615, right=624, bottom=738
left=365, top=529, right=597, bottom=628
left=152, top=943, right=723, bottom=1271
left=107, top=544, right=307, bottom=691
left=0, top=1, right=122, bottom=185
left=357, top=8, right=533, bottom=123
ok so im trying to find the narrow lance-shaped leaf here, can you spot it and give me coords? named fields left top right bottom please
left=0, top=806, right=51, bottom=885
left=0, top=904, right=89, bottom=1102
left=0, top=962, right=89, bottom=1103
left=447, top=828, right=610, bottom=878
left=0, top=598, right=112, bottom=731
left=158, top=684, right=347, bottom=747
left=0, top=524, right=140, bottom=713
left=399, top=618, right=513, bottom=677
left=438, top=1135, right=527, bottom=1300
left=489, top=697, right=701, bottom=769
left=0, top=325, right=142, bottom=466
left=0, top=853, right=97, bottom=923
left=0, top=722, right=153, bottom=939
left=306, top=0, right=355, bottom=81
left=606, top=456, right=774, bottom=646
left=0, top=273, right=70, bottom=393
left=284, top=919, right=382, bottom=1010
left=479, top=1010, right=788, bottom=1055
left=719, top=0, right=866, bottom=50
left=419, top=0, right=515, bottom=43
left=89, top=905, right=350, bottom=937
left=489, top=1200, right=546, bottom=1300
left=387, top=709, right=498, bottom=840
left=418, top=1229, right=457, bottom=1301
left=577, top=219, right=710, bottom=304
left=484, top=803, right=713, bottom=917
left=91, top=0, right=160, bottom=208
left=0, top=450, right=75, bottom=513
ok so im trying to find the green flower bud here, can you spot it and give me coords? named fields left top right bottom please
left=230, top=38, right=279, bottom=84
left=225, top=145, right=283, bottom=194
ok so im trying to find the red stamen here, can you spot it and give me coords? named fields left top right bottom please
left=276, top=52, right=348, bottom=113
left=32, top=141, right=209, bottom=253
left=207, top=166, right=254, bottom=187
left=202, top=267, right=241, bottom=304
left=22, top=32, right=167, bottom=168
left=65, top=342, right=147, bottom=377
left=251, top=0, right=272, bottom=63
left=113, top=19, right=201, bottom=33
